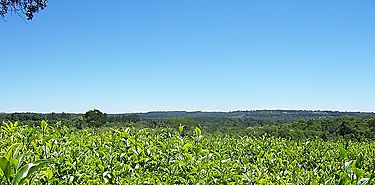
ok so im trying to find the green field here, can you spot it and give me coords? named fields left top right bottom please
left=0, top=121, right=374, bottom=184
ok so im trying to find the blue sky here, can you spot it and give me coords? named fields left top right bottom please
left=1, top=0, right=375, bottom=113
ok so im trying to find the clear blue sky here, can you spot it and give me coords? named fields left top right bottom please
left=1, top=0, right=375, bottom=113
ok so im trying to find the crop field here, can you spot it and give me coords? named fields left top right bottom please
left=0, top=121, right=374, bottom=184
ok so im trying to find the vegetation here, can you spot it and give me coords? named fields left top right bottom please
left=1, top=110, right=373, bottom=123
left=84, top=109, right=107, bottom=128
left=1, top=110, right=375, bottom=141
left=135, top=110, right=374, bottom=121
left=248, top=116, right=375, bottom=141
left=0, top=120, right=374, bottom=184
left=0, top=0, right=47, bottom=20
left=1, top=110, right=375, bottom=183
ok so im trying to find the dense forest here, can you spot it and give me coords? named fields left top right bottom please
left=1, top=110, right=374, bottom=141
left=132, top=110, right=374, bottom=120
left=1, top=110, right=373, bottom=122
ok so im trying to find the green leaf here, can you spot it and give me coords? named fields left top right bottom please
left=339, top=147, right=347, bottom=158
left=41, top=120, right=48, bottom=133
left=183, top=143, right=193, bottom=151
left=185, top=153, right=192, bottom=160
left=179, top=124, right=185, bottom=134
left=213, top=151, right=221, bottom=158
left=259, top=179, right=267, bottom=184
left=0, top=157, right=11, bottom=181
left=194, top=127, right=201, bottom=136
left=42, top=135, right=55, bottom=144
left=352, top=167, right=365, bottom=179
left=355, top=153, right=365, bottom=168
left=44, top=169, right=53, bottom=180
left=6, top=143, right=22, bottom=161
left=14, top=159, right=50, bottom=185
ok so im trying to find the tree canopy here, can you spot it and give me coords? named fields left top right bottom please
left=84, top=109, right=107, bottom=128
left=1, top=0, right=47, bottom=20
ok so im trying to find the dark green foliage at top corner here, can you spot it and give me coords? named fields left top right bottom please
left=0, top=0, right=48, bottom=20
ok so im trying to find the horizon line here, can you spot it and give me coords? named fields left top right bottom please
left=1, top=109, right=374, bottom=114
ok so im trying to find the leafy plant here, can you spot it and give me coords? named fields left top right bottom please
left=0, top=143, right=50, bottom=185
left=0, top=121, right=374, bottom=184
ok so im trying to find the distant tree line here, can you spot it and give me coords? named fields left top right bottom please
left=136, top=110, right=374, bottom=121
left=0, top=110, right=141, bottom=129
left=1, top=110, right=375, bottom=141
left=247, top=116, right=375, bottom=141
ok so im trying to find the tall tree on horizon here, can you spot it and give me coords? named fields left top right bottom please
left=84, top=109, right=107, bottom=128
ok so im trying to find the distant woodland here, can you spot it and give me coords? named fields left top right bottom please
left=1, top=110, right=375, bottom=141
